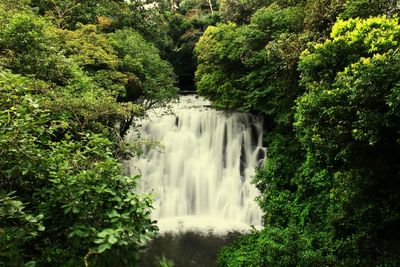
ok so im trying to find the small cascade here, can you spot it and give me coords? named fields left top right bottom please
left=126, top=95, right=265, bottom=234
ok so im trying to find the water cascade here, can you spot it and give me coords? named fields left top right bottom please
left=127, top=95, right=265, bottom=234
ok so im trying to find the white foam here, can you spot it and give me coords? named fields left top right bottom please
left=156, top=216, right=262, bottom=236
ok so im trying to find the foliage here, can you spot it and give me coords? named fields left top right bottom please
left=340, top=0, right=400, bottom=19
left=195, top=1, right=400, bottom=266
left=29, top=0, right=173, bottom=53
left=0, top=12, right=73, bottom=84
left=196, top=3, right=305, bottom=120
left=157, top=255, right=175, bottom=267
left=165, top=11, right=219, bottom=90
left=0, top=0, right=32, bottom=21
left=218, top=227, right=334, bottom=267
left=303, top=0, right=345, bottom=37
left=109, top=29, right=178, bottom=107
left=0, top=70, right=158, bottom=265
left=3, top=0, right=400, bottom=266
left=195, top=22, right=246, bottom=109
left=0, top=191, right=44, bottom=267
left=296, top=16, right=400, bottom=265
left=219, top=0, right=257, bottom=24
left=0, top=1, right=179, bottom=265
left=30, top=0, right=130, bottom=30
left=60, top=25, right=118, bottom=71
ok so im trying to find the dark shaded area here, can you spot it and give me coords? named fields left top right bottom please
left=239, top=136, right=246, bottom=181
left=139, top=232, right=242, bottom=267
left=256, top=148, right=265, bottom=164
left=250, top=122, right=260, bottom=148
left=179, top=90, right=197, bottom=95
left=222, top=123, right=228, bottom=168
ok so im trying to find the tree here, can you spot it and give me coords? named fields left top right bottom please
left=219, top=0, right=262, bottom=24
left=0, top=67, right=157, bottom=267
left=296, top=16, right=400, bottom=265
left=0, top=4, right=175, bottom=265
left=340, top=0, right=400, bottom=19
left=0, top=12, right=73, bottom=84
left=109, top=29, right=178, bottom=109
left=203, top=3, right=400, bottom=266
left=195, top=3, right=305, bottom=118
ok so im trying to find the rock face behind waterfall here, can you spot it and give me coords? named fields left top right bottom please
left=127, top=95, right=265, bottom=234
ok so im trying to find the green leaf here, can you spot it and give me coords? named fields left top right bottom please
left=97, top=243, right=111, bottom=253
left=64, top=206, right=72, bottom=214
left=107, top=209, right=120, bottom=218
left=94, top=238, right=105, bottom=244
left=108, top=235, right=118, bottom=244
left=24, top=261, right=37, bottom=267
left=98, top=228, right=113, bottom=238
left=72, top=206, right=80, bottom=214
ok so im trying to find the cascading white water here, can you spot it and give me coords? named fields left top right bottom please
left=127, top=95, right=265, bottom=234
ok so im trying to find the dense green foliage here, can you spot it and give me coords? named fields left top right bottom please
left=0, top=1, right=177, bottom=266
left=164, top=1, right=221, bottom=90
left=195, top=0, right=400, bottom=266
left=295, top=16, right=400, bottom=265
left=3, top=0, right=400, bottom=266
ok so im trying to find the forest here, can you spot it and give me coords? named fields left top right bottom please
left=0, top=0, right=399, bottom=266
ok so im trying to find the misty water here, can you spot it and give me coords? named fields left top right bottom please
left=126, top=95, right=265, bottom=266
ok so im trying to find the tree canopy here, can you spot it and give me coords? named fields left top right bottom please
left=0, top=1, right=177, bottom=265
left=2, top=0, right=400, bottom=266
left=194, top=1, right=400, bottom=266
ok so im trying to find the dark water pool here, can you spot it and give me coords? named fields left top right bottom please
left=138, top=231, right=242, bottom=267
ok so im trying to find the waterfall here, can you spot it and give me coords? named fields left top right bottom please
left=127, top=95, right=265, bottom=234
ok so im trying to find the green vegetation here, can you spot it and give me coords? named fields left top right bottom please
left=2, top=0, right=400, bottom=266
left=195, top=0, right=400, bottom=266
left=0, top=1, right=177, bottom=266
left=164, top=1, right=220, bottom=90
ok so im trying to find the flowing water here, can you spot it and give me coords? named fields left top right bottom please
left=127, top=95, right=265, bottom=234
